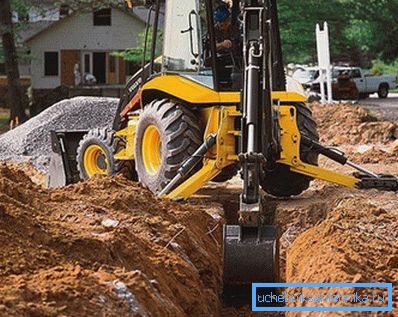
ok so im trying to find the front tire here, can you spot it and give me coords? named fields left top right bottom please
left=135, top=99, right=202, bottom=194
left=261, top=103, right=319, bottom=197
left=77, top=128, right=136, bottom=181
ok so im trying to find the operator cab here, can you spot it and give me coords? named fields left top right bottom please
left=157, top=0, right=243, bottom=90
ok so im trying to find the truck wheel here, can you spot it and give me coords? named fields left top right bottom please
left=261, top=103, right=319, bottom=197
left=135, top=99, right=202, bottom=194
left=378, top=84, right=389, bottom=99
left=77, top=128, right=137, bottom=181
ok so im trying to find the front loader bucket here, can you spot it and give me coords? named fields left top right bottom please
left=47, top=130, right=87, bottom=188
left=223, top=225, right=279, bottom=303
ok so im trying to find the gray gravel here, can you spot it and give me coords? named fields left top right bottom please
left=0, top=97, right=119, bottom=172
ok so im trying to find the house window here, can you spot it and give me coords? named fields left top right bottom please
left=84, top=54, right=91, bottom=73
left=44, top=52, right=59, bottom=76
left=93, top=8, right=111, bottom=26
left=0, top=63, right=5, bottom=75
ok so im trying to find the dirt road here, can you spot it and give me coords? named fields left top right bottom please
left=361, top=93, right=398, bottom=121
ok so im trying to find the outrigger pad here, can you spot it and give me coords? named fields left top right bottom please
left=223, top=225, right=278, bottom=287
left=357, top=174, right=398, bottom=192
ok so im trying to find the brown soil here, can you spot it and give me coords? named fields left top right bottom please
left=1, top=102, right=397, bottom=317
left=392, top=140, right=398, bottom=154
left=346, top=146, right=398, bottom=164
left=287, top=193, right=398, bottom=317
left=0, top=164, right=222, bottom=317
left=281, top=103, right=398, bottom=316
left=4, top=162, right=47, bottom=186
left=310, top=103, right=398, bottom=145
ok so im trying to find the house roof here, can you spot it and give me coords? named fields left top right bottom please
left=0, top=21, right=55, bottom=47
left=131, top=6, right=151, bottom=24
left=131, top=6, right=165, bottom=29
left=18, top=21, right=55, bottom=43
left=24, top=6, right=162, bottom=44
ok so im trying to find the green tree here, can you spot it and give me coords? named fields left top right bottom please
left=0, top=0, right=27, bottom=125
left=345, top=0, right=398, bottom=62
left=112, top=28, right=163, bottom=64
left=278, top=0, right=351, bottom=64
left=277, top=0, right=398, bottom=66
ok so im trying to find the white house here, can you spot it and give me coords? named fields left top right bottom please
left=0, top=3, right=159, bottom=109
left=25, top=6, right=150, bottom=90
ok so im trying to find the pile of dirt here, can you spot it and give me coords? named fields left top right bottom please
left=1, top=99, right=397, bottom=317
left=310, top=103, right=398, bottom=145
left=0, top=97, right=118, bottom=172
left=0, top=163, right=222, bottom=317
left=392, top=140, right=398, bottom=154
left=4, top=161, right=47, bottom=186
left=345, top=146, right=398, bottom=164
left=286, top=193, right=398, bottom=316
left=275, top=186, right=351, bottom=281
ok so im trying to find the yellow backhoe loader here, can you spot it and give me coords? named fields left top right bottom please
left=48, top=0, right=398, bottom=299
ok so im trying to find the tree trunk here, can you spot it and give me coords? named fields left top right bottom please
left=0, top=0, right=26, bottom=126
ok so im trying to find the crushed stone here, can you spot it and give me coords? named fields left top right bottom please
left=0, top=97, right=118, bottom=172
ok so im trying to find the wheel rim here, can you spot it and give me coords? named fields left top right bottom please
left=142, top=125, right=162, bottom=175
left=83, top=144, right=108, bottom=178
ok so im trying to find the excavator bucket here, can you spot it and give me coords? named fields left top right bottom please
left=223, top=225, right=279, bottom=303
left=48, top=130, right=87, bottom=188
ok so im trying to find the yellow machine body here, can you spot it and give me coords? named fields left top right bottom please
left=114, top=74, right=360, bottom=199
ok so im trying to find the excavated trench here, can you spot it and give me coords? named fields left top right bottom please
left=0, top=102, right=397, bottom=316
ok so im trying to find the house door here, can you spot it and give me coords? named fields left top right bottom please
left=61, top=50, right=80, bottom=86
left=107, top=53, right=118, bottom=85
left=93, top=52, right=106, bottom=84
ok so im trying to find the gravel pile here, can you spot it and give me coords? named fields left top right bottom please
left=0, top=97, right=119, bottom=172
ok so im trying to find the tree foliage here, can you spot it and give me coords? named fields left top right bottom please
left=3, top=0, right=398, bottom=71
left=0, top=0, right=26, bottom=123
left=278, top=0, right=398, bottom=67
left=112, top=28, right=163, bottom=63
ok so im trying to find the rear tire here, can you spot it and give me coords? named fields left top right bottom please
left=135, top=99, right=202, bottom=194
left=261, top=103, right=319, bottom=197
left=378, top=84, right=389, bottom=99
left=77, top=128, right=137, bottom=181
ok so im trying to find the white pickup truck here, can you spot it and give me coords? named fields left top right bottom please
left=333, top=67, right=398, bottom=99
